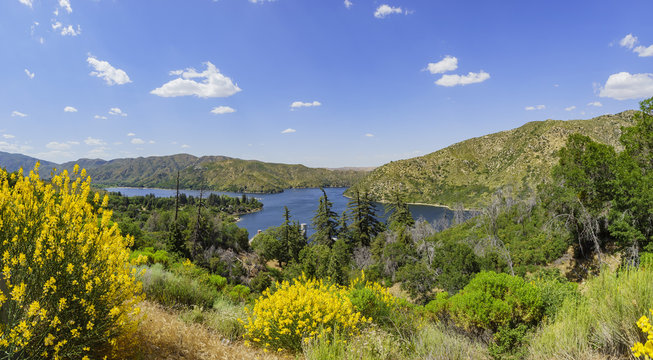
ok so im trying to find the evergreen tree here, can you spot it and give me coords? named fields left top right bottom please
left=387, top=192, right=415, bottom=230
left=310, top=188, right=339, bottom=246
left=347, top=190, right=384, bottom=246
left=281, top=206, right=306, bottom=263
left=328, top=239, right=351, bottom=285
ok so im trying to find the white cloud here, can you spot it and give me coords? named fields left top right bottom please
left=2, top=134, right=15, bottom=139
left=181, top=144, right=190, bottom=149
left=0, top=141, right=31, bottom=153
left=59, top=0, right=72, bottom=13
left=565, top=106, right=576, bottom=111
left=426, top=56, right=458, bottom=74
left=24, top=69, right=35, bottom=79
left=84, top=137, right=106, bottom=146
left=19, top=0, right=32, bottom=8
left=290, top=101, right=321, bottom=109
left=64, top=106, right=77, bottom=112
left=108, top=108, right=127, bottom=116
left=587, top=101, right=603, bottom=107
left=151, top=62, right=241, bottom=98
left=148, top=140, right=155, bottom=144
left=87, top=56, right=132, bottom=86
left=131, top=138, right=145, bottom=145
left=620, top=34, right=638, bottom=49
left=435, top=71, right=490, bottom=87
left=525, top=105, right=546, bottom=111
left=281, top=128, right=296, bottom=134
left=127, top=132, right=135, bottom=137
left=46, top=141, right=71, bottom=150
left=599, top=72, right=653, bottom=100
left=618, top=34, right=653, bottom=57
left=374, top=4, right=402, bottom=18
left=52, top=22, right=81, bottom=36
left=60, top=25, right=80, bottom=36
left=67, top=141, right=79, bottom=145
left=364, top=133, right=374, bottom=137
left=94, top=115, right=107, bottom=120
left=11, top=111, right=27, bottom=117
left=248, top=0, right=275, bottom=3
left=211, top=106, right=236, bottom=115
left=344, top=0, right=353, bottom=8
left=86, top=147, right=109, bottom=158
left=634, top=45, right=653, bottom=57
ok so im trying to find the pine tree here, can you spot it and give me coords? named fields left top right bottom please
left=347, top=190, right=384, bottom=246
left=310, top=188, right=339, bottom=247
left=387, top=192, right=415, bottom=229
left=328, top=238, right=350, bottom=285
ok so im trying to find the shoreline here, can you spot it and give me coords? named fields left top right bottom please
left=102, top=185, right=351, bottom=196
left=342, top=193, right=478, bottom=212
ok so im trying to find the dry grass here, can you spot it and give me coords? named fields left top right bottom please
left=125, top=301, right=291, bottom=360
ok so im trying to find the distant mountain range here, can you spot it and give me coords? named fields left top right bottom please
left=0, top=153, right=370, bottom=193
left=347, top=111, right=638, bottom=209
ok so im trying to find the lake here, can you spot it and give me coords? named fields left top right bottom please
left=104, top=187, right=465, bottom=238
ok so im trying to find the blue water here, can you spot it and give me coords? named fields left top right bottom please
left=105, top=187, right=460, bottom=238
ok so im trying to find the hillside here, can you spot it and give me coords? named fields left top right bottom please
left=0, top=151, right=57, bottom=174
left=0, top=152, right=368, bottom=193
left=347, top=111, right=637, bottom=209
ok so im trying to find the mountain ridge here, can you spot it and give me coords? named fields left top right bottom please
left=347, top=110, right=638, bottom=209
left=0, top=152, right=368, bottom=193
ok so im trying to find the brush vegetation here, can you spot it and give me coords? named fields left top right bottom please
left=348, top=111, right=636, bottom=208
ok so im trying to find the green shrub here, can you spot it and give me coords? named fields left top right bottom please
left=348, top=287, right=392, bottom=325
left=207, top=274, right=227, bottom=290
left=179, top=297, right=246, bottom=341
left=489, top=324, right=528, bottom=360
left=425, top=292, right=450, bottom=319
left=527, top=269, right=579, bottom=320
left=249, top=271, right=272, bottom=293
left=448, top=271, right=544, bottom=333
left=151, top=250, right=172, bottom=266
left=139, top=264, right=220, bottom=308
left=130, top=247, right=172, bottom=267
left=227, top=284, right=251, bottom=303
left=447, top=271, right=544, bottom=359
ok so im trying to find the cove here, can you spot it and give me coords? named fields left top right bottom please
left=104, top=187, right=464, bottom=238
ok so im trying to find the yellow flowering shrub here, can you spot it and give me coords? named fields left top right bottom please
left=632, top=309, right=653, bottom=359
left=242, top=274, right=367, bottom=351
left=0, top=165, right=144, bottom=359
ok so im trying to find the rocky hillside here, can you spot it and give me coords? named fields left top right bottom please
left=347, top=111, right=637, bottom=209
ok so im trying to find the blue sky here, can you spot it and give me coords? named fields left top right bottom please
left=1, top=0, right=652, bottom=167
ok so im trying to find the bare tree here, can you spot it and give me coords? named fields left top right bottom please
left=480, top=189, right=515, bottom=276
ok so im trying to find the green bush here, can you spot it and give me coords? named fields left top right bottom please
left=348, top=287, right=393, bottom=325
left=227, top=284, right=251, bottom=303
left=207, top=274, right=228, bottom=290
left=527, top=269, right=579, bottom=320
left=249, top=271, right=273, bottom=293
left=425, top=292, right=450, bottom=319
left=448, top=271, right=544, bottom=333
left=138, top=264, right=220, bottom=308
left=130, top=247, right=172, bottom=267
